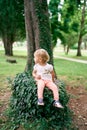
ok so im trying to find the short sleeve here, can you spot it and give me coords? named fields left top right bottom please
left=33, top=64, right=37, bottom=70
left=49, top=64, right=53, bottom=72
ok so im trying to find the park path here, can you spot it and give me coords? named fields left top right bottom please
left=54, top=56, right=87, bottom=64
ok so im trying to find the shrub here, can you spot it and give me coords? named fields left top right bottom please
left=4, top=72, right=72, bottom=130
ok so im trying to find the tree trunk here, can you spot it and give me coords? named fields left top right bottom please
left=2, top=37, right=13, bottom=56
left=24, top=0, right=35, bottom=71
left=24, top=0, right=53, bottom=72
left=34, top=0, right=53, bottom=63
left=77, top=36, right=82, bottom=56
left=66, top=45, right=70, bottom=55
left=84, top=42, right=87, bottom=50
left=77, top=0, right=86, bottom=56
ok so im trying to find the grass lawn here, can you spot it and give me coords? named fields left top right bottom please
left=0, top=50, right=26, bottom=75
left=0, top=47, right=87, bottom=130
left=53, top=47, right=87, bottom=89
left=54, top=58, right=87, bottom=89
left=0, top=48, right=87, bottom=92
left=0, top=50, right=27, bottom=92
left=54, top=47, right=87, bottom=61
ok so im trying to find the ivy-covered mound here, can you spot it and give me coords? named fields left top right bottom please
left=7, top=72, right=72, bottom=130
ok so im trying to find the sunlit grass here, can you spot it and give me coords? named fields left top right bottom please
left=0, top=50, right=27, bottom=91
left=54, top=58, right=87, bottom=89
left=53, top=47, right=87, bottom=61
left=0, top=50, right=26, bottom=76
left=0, top=48, right=87, bottom=92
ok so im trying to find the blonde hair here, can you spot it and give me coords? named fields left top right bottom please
left=34, top=49, right=50, bottom=63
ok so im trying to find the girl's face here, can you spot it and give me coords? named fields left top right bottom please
left=34, top=55, right=39, bottom=64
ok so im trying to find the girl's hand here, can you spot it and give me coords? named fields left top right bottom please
left=36, top=75, right=41, bottom=79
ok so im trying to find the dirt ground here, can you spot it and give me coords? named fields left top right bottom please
left=67, top=86, right=87, bottom=130
left=0, top=86, right=87, bottom=130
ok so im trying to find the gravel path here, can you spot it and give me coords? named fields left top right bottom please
left=54, top=56, right=87, bottom=64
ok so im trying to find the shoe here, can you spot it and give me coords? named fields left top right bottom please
left=38, top=98, right=44, bottom=106
left=38, top=101, right=44, bottom=106
left=53, top=101, right=64, bottom=108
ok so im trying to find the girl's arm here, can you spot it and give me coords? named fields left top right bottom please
left=32, top=70, right=37, bottom=78
left=51, top=70, right=56, bottom=82
left=32, top=70, right=41, bottom=79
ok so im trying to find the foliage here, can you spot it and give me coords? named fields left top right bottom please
left=61, top=0, right=79, bottom=34
left=49, top=0, right=62, bottom=48
left=34, top=0, right=53, bottom=64
left=61, top=31, right=78, bottom=53
left=49, top=0, right=87, bottom=56
left=48, top=0, right=80, bottom=49
left=0, top=0, right=25, bottom=55
left=0, top=0, right=25, bottom=40
left=24, top=0, right=54, bottom=71
left=3, top=72, right=73, bottom=130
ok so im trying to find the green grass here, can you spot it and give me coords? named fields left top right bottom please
left=53, top=47, right=87, bottom=61
left=0, top=50, right=26, bottom=91
left=0, top=50, right=26, bottom=75
left=0, top=47, right=87, bottom=130
left=53, top=47, right=87, bottom=88
left=54, top=58, right=87, bottom=89
left=0, top=48, right=87, bottom=92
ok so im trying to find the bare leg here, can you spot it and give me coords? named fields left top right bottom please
left=37, top=79, right=45, bottom=100
left=46, top=81, right=59, bottom=101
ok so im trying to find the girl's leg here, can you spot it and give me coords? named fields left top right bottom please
left=46, top=81, right=59, bottom=101
left=37, top=79, right=45, bottom=100
left=46, top=81, right=63, bottom=108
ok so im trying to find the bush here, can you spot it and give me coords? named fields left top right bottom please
left=4, top=72, right=72, bottom=130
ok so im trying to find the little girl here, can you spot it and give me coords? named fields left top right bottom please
left=32, top=49, right=63, bottom=108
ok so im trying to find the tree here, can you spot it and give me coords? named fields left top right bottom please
left=24, top=0, right=53, bottom=71
left=6, top=72, right=72, bottom=130
left=3, top=1, right=72, bottom=130
left=61, top=0, right=87, bottom=56
left=83, top=34, right=87, bottom=49
left=77, top=0, right=86, bottom=56
left=49, top=0, right=87, bottom=57
left=61, top=31, right=78, bottom=54
left=48, top=0, right=79, bottom=50
left=0, top=0, right=25, bottom=56
left=49, top=0, right=62, bottom=48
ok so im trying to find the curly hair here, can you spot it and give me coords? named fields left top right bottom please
left=34, top=49, right=50, bottom=63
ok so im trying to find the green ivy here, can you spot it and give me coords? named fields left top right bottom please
left=34, top=0, right=53, bottom=64
left=2, top=72, right=73, bottom=130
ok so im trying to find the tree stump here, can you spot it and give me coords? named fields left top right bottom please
left=6, top=59, right=17, bottom=63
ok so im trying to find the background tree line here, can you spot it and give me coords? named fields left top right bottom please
left=0, top=0, right=87, bottom=69
left=49, top=0, right=87, bottom=56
